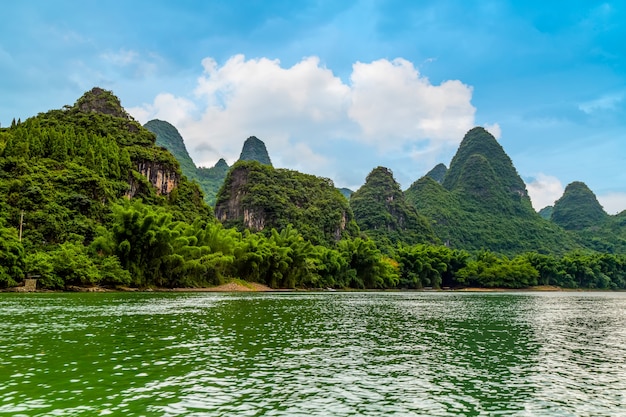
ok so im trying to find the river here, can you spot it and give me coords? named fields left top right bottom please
left=1, top=291, right=625, bottom=416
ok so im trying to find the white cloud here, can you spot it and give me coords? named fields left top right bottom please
left=129, top=93, right=196, bottom=127
left=348, top=58, right=475, bottom=148
left=598, top=192, right=626, bottom=215
left=525, top=173, right=564, bottom=211
left=129, top=55, right=478, bottom=177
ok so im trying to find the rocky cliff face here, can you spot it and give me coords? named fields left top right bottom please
left=214, top=161, right=358, bottom=245
left=75, top=87, right=132, bottom=120
left=214, top=165, right=265, bottom=230
left=125, top=162, right=181, bottom=199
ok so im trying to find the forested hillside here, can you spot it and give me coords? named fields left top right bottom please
left=215, top=160, right=359, bottom=246
left=350, top=166, right=436, bottom=248
left=405, top=127, right=580, bottom=255
left=2, top=90, right=626, bottom=291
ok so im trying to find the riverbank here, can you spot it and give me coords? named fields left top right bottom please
left=3, top=282, right=606, bottom=293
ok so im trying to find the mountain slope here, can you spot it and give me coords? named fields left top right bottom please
left=214, top=161, right=358, bottom=245
left=0, top=87, right=210, bottom=248
left=551, top=181, right=608, bottom=230
left=406, top=127, right=578, bottom=254
left=350, top=166, right=437, bottom=248
left=144, top=119, right=198, bottom=180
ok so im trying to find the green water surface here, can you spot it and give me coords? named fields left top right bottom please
left=1, top=292, right=625, bottom=416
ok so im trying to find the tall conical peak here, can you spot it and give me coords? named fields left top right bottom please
left=425, top=163, right=447, bottom=183
left=351, top=166, right=436, bottom=245
left=144, top=119, right=196, bottom=179
left=365, top=166, right=397, bottom=186
left=443, top=126, right=527, bottom=197
left=214, top=158, right=229, bottom=169
left=74, top=87, right=131, bottom=120
left=551, top=181, right=607, bottom=230
left=238, top=136, right=272, bottom=166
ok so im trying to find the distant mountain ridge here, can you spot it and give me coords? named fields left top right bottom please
left=5, top=87, right=626, bottom=293
left=144, top=121, right=276, bottom=207
left=145, top=120, right=625, bottom=254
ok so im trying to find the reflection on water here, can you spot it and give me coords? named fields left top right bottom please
left=1, top=292, right=625, bottom=416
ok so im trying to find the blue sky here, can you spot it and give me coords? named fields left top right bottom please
left=2, top=0, right=625, bottom=212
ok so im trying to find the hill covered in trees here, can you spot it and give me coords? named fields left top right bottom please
left=215, top=160, right=359, bottom=246
left=350, top=166, right=436, bottom=247
left=2, top=88, right=626, bottom=291
left=405, top=127, right=579, bottom=255
left=144, top=121, right=274, bottom=206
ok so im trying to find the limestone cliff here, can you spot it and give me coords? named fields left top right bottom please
left=126, top=161, right=181, bottom=198
left=215, top=161, right=358, bottom=245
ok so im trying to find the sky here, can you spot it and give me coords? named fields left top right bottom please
left=1, top=0, right=625, bottom=213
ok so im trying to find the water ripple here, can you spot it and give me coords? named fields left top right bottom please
left=1, top=292, right=626, bottom=416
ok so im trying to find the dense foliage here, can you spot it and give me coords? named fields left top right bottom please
left=238, top=136, right=272, bottom=166
left=215, top=161, right=359, bottom=246
left=405, top=128, right=580, bottom=255
left=350, top=166, right=436, bottom=249
left=551, top=181, right=608, bottom=230
left=2, top=94, right=626, bottom=292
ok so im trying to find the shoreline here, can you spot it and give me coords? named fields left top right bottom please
left=3, top=283, right=617, bottom=294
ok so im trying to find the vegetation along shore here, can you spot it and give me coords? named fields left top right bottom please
left=2, top=88, right=626, bottom=292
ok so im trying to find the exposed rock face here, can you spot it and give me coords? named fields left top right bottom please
left=214, top=165, right=265, bottom=230
left=75, top=87, right=131, bottom=120
left=215, top=161, right=357, bottom=245
left=126, top=162, right=180, bottom=198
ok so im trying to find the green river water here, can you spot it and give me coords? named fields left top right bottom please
left=1, top=291, right=625, bottom=416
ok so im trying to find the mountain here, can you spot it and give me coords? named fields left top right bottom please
left=239, top=136, right=272, bottom=166
left=425, top=163, right=447, bottom=183
left=0, top=87, right=211, bottom=288
left=538, top=206, right=553, bottom=220
left=405, top=127, right=578, bottom=254
left=551, top=181, right=608, bottom=231
left=338, top=188, right=353, bottom=199
left=214, top=161, right=358, bottom=245
left=144, top=122, right=278, bottom=206
left=144, top=119, right=198, bottom=181
left=350, top=167, right=436, bottom=248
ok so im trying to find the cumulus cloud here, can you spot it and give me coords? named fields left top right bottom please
left=348, top=58, right=475, bottom=147
left=598, top=192, right=626, bottom=215
left=525, top=173, right=564, bottom=211
left=129, top=54, right=477, bottom=177
left=129, top=93, right=196, bottom=127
